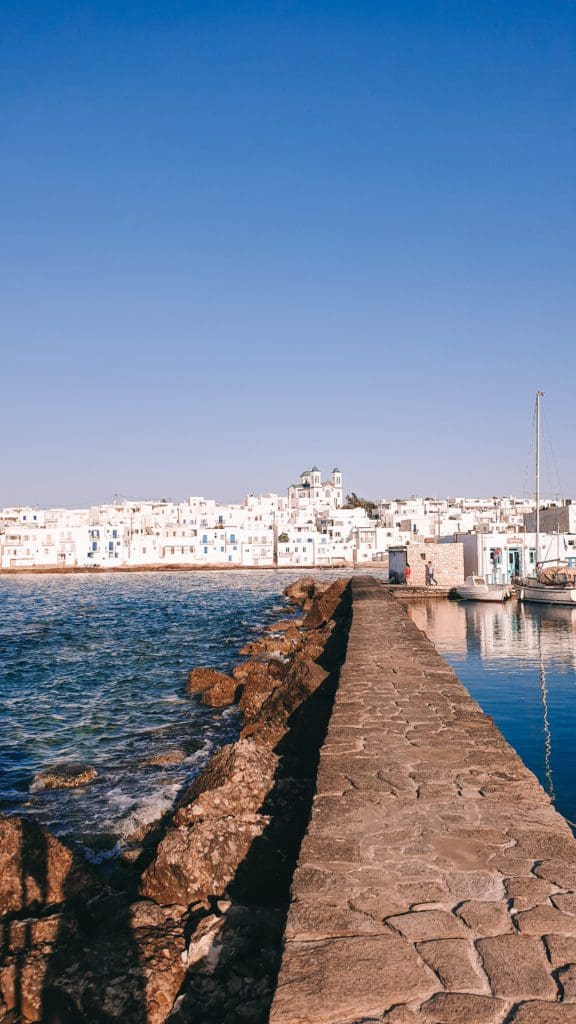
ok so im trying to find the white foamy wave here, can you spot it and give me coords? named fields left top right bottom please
left=85, top=843, right=123, bottom=865
left=114, top=784, right=182, bottom=842
left=104, top=787, right=136, bottom=813
left=185, top=738, right=213, bottom=761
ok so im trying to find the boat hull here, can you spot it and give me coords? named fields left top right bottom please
left=456, top=588, right=509, bottom=602
left=516, top=584, right=576, bottom=606
left=456, top=577, right=510, bottom=602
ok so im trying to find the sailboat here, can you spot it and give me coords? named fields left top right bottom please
left=515, top=392, right=576, bottom=606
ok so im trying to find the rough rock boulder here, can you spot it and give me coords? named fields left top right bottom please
left=0, top=816, right=96, bottom=916
left=242, top=657, right=329, bottom=746
left=32, top=762, right=98, bottom=790
left=265, top=618, right=304, bottom=634
left=2, top=900, right=188, bottom=1024
left=282, top=577, right=320, bottom=610
left=175, top=740, right=278, bottom=824
left=302, top=578, right=350, bottom=630
left=240, top=633, right=298, bottom=657
left=233, top=660, right=286, bottom=724
left=140, top=741, right=278, bottom=906
left=186, top=667, right=238, bottom=707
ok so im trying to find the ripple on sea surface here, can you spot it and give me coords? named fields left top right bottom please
left=0, top=569, right=347, bottom=857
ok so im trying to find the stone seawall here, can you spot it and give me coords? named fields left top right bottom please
left=270, top=577, right=576, bottom=1024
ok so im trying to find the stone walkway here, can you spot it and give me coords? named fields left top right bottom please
left=270, top=577, right=576, bottom=1024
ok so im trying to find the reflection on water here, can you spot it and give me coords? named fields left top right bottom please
left=538, top=655, right=555, bottom=802
left=408, top=599, right=576, bottom=825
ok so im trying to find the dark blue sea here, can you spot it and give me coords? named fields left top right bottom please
left=409, top=598, right=576, bottom=828
left=0, top=570, right=338, bottom=860
left=2, top=574, right=575, bottom=859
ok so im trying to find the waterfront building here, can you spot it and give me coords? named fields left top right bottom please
left=276, top=527, right=319, bottom=568
left=455, top=531, right=576, bottom=584
left=2, top=474, right=574, bottom=573
left=388, top=542, right=465, bottom=587
left=376, top=495, right=535, bottom=541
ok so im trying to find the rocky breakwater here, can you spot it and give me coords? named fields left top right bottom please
left=0, top=576, right=351, bottom=1024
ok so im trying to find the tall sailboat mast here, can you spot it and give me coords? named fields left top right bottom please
left=535, top=390, right=544, bottom=570
left=517, top=391, right=576, bottom=604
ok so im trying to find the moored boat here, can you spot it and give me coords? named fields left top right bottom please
left=515, top=564, right=576, bottom=606
left=456, top=575, right=510, bottom=602
left=516, top=392, right=576, bottom=607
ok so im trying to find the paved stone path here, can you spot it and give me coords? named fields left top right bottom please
left=270, top=577, right=576, bottom=1024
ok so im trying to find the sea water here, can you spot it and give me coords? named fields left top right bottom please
left=3, top=575, right=575, bottom=859
left=408, top=598, right=576, bottom=827
left=0, top=570, right=330, bottom=859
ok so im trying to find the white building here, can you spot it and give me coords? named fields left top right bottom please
left=288, top=468, right=343, bottom=515
left=276, top=526, right=318, bottom=568
left=4, top=472, right=575, bottom=574
left=456, top=531, right=576, bottom=584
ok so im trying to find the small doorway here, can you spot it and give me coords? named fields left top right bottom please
left=508, top=548, right=521, bottom=580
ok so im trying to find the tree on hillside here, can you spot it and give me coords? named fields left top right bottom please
left=343, top=492, right=377, bottom=515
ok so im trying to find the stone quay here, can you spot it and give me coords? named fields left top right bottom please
left=270, top=576, right=576, bottom=1024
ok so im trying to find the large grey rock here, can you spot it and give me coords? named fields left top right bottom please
left=175, top=740, right=278, bottom=824
left=242, top=656, right=329, bottom=746
left=140, top=741, right=277, bottom=906
left=186, top=667, right=236, bottom=707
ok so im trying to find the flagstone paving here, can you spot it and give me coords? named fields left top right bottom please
left=270, top=577, right=576, bottom=1024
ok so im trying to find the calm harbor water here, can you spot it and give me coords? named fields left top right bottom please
left=408, top=598, right=576, bottom=827
left=0, top=570, right=333, bottom=859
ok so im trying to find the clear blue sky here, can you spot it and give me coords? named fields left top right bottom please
left=2, top=1, right=574, bottom=506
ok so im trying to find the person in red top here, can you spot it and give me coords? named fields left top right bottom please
left=405, top=563, right=411, bottom=584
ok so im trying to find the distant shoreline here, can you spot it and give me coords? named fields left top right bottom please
left=0, top=565, right=452, bottom=600
left=0, top=562, right=382, bottom=576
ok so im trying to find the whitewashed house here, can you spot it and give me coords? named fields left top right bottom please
left=456, top=531, right=576, bottom=584
left=276, top=526, right=318, bottom=567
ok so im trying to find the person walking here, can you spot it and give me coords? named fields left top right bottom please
left=426, top=560, right=437, bottom=586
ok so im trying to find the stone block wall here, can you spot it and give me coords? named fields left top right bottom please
left=406, top=540, right=464, bottom=587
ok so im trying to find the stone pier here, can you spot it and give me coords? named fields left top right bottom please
left=270, top=577, right=576, bottom=1024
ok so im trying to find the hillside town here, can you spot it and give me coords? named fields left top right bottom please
left=1, top=466, right=575, bottom=583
